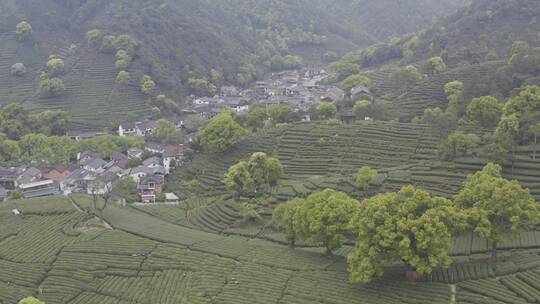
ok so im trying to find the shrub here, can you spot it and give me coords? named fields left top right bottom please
left=11, top=63, right=26, bottom=76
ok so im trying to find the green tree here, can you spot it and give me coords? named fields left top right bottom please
left=295, top=189, right=359, bottom=255
left=316, top=103, right=337, bottom=120
left=0, top=139, right=21, bottom=162
left=224, top=161, right=254, bottom=198
left=112, top=176, right=138, bottom=203
left=353, top=100, right=371, bottom=120
left=348, top=186, right=465, bottom=283
left=11, top=63, right=26, bottom=76
left=16, top=21, right=32, bottom=40
left=85, top=29, right=102, bottom=46
left=529, top=122, right=540, bottom=160
left=115, top=49, right=132, bottom=70
left=329, top=61, right=361, bottom=81
left=246, top=107, right=268, bottom=131
left=502, top=85, right=540, bottom=140
left=18, top=297, right=44, bottom=304
left=439, top=131, right=480, bottom=161
left=19, top=133, right=54, bottom=164
left=418, top=107, right=458, bottom=139
left=46, top=58, right=65, bottom=77
left=39, top=77, right=65, bottom=97
left=355, top=166, right=378, bottom=193
left=391, top=65, right=422, bottom=93
left=455, top=163, right=540, bottom=258
left=268, top=104, right=293, bottom=125
left=267, top=157, right=283, bottom=188
left=494, top=113, right=520, bottom=168
left=100, top=35, right=116, bottom=53
left=140, top=75, right=156, bottom=95
left=34, top=110, right=70, bottom=136
left=153, top=119, right=183, bottom=144
left=272, top=198, right=305, bottom=247
left=466, top=96, right=503, bottom=128
left=116, top=71, right=130, bottom=85
left=113, top=34, right=138, bottom=54
left=248, top=152, right=269, bottom=192
left=423, top=56, right=446, bottom=76
left=340, top=74, right=372, bottom=94
left=444, top=80, right=464, bottom=115
left=201, top=111, right=246, bottom=152
left=188, top=78, right=217, bottom=96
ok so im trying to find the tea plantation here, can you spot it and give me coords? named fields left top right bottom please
left=2, top=195, right=540, bottom=304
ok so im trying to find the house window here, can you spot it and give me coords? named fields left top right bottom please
left=149, top=182, right=155, bottom=188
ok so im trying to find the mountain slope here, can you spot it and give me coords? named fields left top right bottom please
left=0, top=0, right=466, bottom=129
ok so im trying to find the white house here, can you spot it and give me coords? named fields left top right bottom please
left=118, top=122, right=137, bottom=137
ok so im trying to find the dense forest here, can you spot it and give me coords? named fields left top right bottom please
left=0, top=0, right=466, bottom=95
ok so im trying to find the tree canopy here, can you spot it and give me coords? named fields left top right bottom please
left=454, top=163, right=540, bottom=257
left=201, top=111, right=246, bottom=152
left=348, top=186, right=466, bottom=283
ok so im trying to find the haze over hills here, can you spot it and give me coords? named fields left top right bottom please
left=0, top=0, right=467, bottom=129
left=2, top=1, right=540, bottom=304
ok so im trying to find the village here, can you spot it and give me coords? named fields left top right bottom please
left=0, top=67, right=372, bottom=205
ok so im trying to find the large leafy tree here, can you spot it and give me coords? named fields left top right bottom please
left=502, top=85, right=540, bottom=140
left=272, top=198, right=305, bottom=247
left=223, top=161, right=254, bottom=199
left=294, top=189, right=359, bottom=255
left=267, top=157, right=284, bottom=188
left=355, top=166, right=378, bottom=193
left=438, top=131, right=480, bottom=161
left=18, top=297, right=44, bottom=304
left=423, top=56, right=446, bottom=76
left=348, top=186, right=465, bottom=283
left=153, top=119, right=183, bottom=144
left=201, top=111, right=246, bottom=152
left=248, top=152, right=270, bottom=192
left=246, top=107, right=268, bottom=131
left=454, top=163, right=540, bottom=258
left=466, top=96, right=503, bottom=128
left=444, top=80, right=464, bottom=115
left=315, top=103, right=338, bottom=120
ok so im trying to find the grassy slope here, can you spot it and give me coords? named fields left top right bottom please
left=2, top=195, right=540, bottom=303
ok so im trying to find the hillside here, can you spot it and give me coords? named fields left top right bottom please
left=0, top=0, right=466, bottom=129
left=3, top=195, right=540, bottom=304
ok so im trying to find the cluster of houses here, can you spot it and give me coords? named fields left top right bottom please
left=0, top=142, right=184, bottom=204
left=180, top=67, right=373, bottom=121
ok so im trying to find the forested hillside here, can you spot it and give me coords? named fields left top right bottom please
left=0, top=0, right=466, bottom=129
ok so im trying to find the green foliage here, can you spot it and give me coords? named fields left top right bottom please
left=112, top=177, right=138, bottom=203
left=10, top=63, right=26, bottom=76
left=439, top=131, right=480, bottom=161
left=240, top=203, right=262, bottom=223
left=85, top=29, right=102, bottom=46
left=444, top=80, right=464, bottom=115
left=391, top=65, right=422, bottom=93
left=0, top=104, right=68, bottom=140
left=355, top=166, right=378, bottom=192
left=153, top=119, right=183, bottom=145
left=100, top=35, right=116, bottom=53
left=273, top=198, right=305, bottom=246
left=417, top=107, right=458, bottom=138
left=294, top=189, right=359, bottom=254
left=246, top=107, right=268, bottom=131
left=501, top=85, right=540, bottom=142
left=340, top=74, right=372, bottom=93
left=116, top=70, right=130, bottom=85
left=113, top=34, right=138, bottom=55
left=267, top=157, right=284, bottom=188
left=140, top=75, right=156, bottom=95
left=348, top=186, right=465, bottom=283
left=225, top=152, right=283, bottom=197
left=353, top=100, right=371, bottom=119
left=39, top=76, right=65, bottom=98
left=201, top=111, right=246, bottom=152
left=329, top=61, right=361, bottom=81
left=16, top=21, right=32, bottom=39
left=455, top=163, right=540, bottom=256
left=466, top=96, right=503, bottom=128
left=115, top=49, right=133, bottom=70
left=46, top=58, right=65, bottom=77
left=188, top=78, right=217, bottom=96
left=18, top=297, right=44, bottom=304
left=315, top=103, right=338, bottom=120
left=423, top=56, right=446, bottom=76
left=224, top=161, right=254, bottom=198
left=268, top=104, right=293, bottom=125
left=34, top=110, right=70, bottom=136
left=77, top=135, right=144, bottom=159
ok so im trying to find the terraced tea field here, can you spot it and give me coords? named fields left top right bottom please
left=2, top=195, right=540, bottom=304
left=0, top=33, right=150, bottom=130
